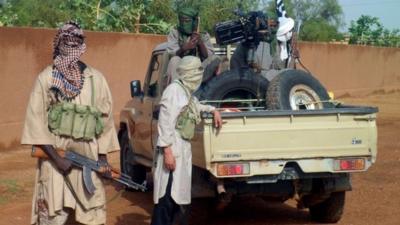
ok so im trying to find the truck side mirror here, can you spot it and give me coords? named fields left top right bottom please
left=130, top=80, right=142, bottom=98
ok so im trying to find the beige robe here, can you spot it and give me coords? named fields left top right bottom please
left=21, top=65, right=119, bottom=224
left=153, top=82, right=215, bottom=205
left=166, top=28, right=214, bottom=57
left=166, top=29, right=219, bottom=83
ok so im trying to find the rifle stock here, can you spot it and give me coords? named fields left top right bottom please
left=31, top=146, right=65, bottom=158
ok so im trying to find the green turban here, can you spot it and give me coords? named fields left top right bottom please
left=178, top=7, right=199, bottom=35
left=178, top=7, right=198, bottom=18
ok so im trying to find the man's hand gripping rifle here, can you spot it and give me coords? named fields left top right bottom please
left=31, top=146, right=147, bottom=194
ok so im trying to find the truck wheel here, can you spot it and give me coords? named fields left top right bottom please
left=266, top=69, right=333, bottom=110
left=119, top=129, right=147, bottom=190
left=196, top=69, right=269, bottom=109
left=309, top=191, right=345, bottom=223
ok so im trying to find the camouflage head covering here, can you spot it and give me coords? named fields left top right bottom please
left=178, top=6, right=199, bottom=35
left=178, top=7, right=198, bottom=18
left=51, top=21, right=86, bottom=100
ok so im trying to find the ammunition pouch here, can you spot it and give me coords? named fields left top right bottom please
left=48, top=75, right=104, bottom=141
left=48, top=102, right=104, bottom=141
left=175, top=104, right=197, bottom=140
left=174, top=81, right=199, bottom=141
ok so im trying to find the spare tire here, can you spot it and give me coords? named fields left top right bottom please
left=195, top=69, right=269, bottom=109
left=266, top=69, right=333, bottom=110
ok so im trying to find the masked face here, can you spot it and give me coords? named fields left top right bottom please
left=177, top=56, right=204, bottom=93
left=179, top=66, right=203, bottom=93
left=179, top=15, right=195, bottom=35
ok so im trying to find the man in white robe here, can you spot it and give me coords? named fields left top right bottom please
left=151, top=56, right=222, bottom=225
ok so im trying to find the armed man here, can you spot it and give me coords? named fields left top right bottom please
left=151, top=56, right=223, bottom=225
left=21, top=21, right=119, bottom=225
left=230, top=0, right=297, bottom=80
left=166, top=6, right=221, bottom=84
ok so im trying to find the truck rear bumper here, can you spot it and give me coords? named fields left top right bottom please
left=194, top=173, right=351, bottom=199
left=209, top=157, right=373, bottom=178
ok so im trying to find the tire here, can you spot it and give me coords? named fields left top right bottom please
left=195, top=69, right=269, bottom=109
left=309, top=191, right=346, bottom=223
left=118, top=128, right=147, bottom=190
left=266, top=69, right=333, bottom=110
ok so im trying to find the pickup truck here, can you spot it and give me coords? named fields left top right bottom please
left=118, top=42, right=378, bottom=223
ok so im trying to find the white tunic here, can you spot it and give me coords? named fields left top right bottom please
left=153, top=82, right=215, bottom=205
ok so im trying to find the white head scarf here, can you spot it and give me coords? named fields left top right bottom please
left=177, top=56, right=204, bottom=93
left=276, top=17, right=295, bottom=61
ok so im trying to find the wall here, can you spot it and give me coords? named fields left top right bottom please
left=0, top=27, right=399, bottom=149
left=298, top=42, right=400, bottom=96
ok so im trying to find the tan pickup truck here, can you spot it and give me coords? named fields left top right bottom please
left=118, top=42, right=378, bottom=223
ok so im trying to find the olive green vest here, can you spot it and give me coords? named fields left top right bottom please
left=48, top=76, right=105, bottom=141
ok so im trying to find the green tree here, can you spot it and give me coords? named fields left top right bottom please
left=59, top=0, right=172, bottom=33
left=380, top=28, right=400, bottom=47
left=0, top=1, right=18, bottom=26
left=0, top=0, right=259, bottom=34
left=0, top=0, right=68, bottom=27
left=348, top=15, right=399, bottom=47
left=0, top=0, right=174, bottom=33
left=173, top=0, right=259, bottom=35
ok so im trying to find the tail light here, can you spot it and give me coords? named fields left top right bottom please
left=334, top=158, right=365, bottom=171
left=217, top=163, right=250, bottom=176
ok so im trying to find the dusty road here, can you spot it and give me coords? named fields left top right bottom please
left=0, top=92, right=399, bottom=225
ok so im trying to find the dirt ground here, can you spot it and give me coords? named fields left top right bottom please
left=0, top=91, right=399, bottom=225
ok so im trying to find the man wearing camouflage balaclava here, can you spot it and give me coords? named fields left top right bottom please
left=166, top=6, right=221, bottom=85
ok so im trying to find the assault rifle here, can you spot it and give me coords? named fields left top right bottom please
left=31, top=146, right=147, bottom=194
left=288, top=0, right=303, bottom=69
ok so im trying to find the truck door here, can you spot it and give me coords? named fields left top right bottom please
left=150, top=52, right=171, bottom=158
left=133, top=52, right=162, bottom=159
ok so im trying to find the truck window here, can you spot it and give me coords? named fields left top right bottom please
left=147, top=54, right=161, bottom=97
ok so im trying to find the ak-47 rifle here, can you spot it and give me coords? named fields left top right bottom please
left=196, top=16, right=200, bottom=33
left=287, top=0, right=304, bottom=69
left=31, top=146, right=147, bottom=194
left=287, top=19, right=301, bottom=69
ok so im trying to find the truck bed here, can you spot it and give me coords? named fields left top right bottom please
left=192, top=105, right=378, bottom=177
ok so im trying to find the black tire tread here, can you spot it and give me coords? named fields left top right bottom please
left=309, top=191, right=346, bottom=223
left=196, top=69, right=269, bottom=107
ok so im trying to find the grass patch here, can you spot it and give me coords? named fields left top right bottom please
left=0, top=179, right=22, bottom=205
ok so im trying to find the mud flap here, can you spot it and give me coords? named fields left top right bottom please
left=321, top=173, right=352, bottom=193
